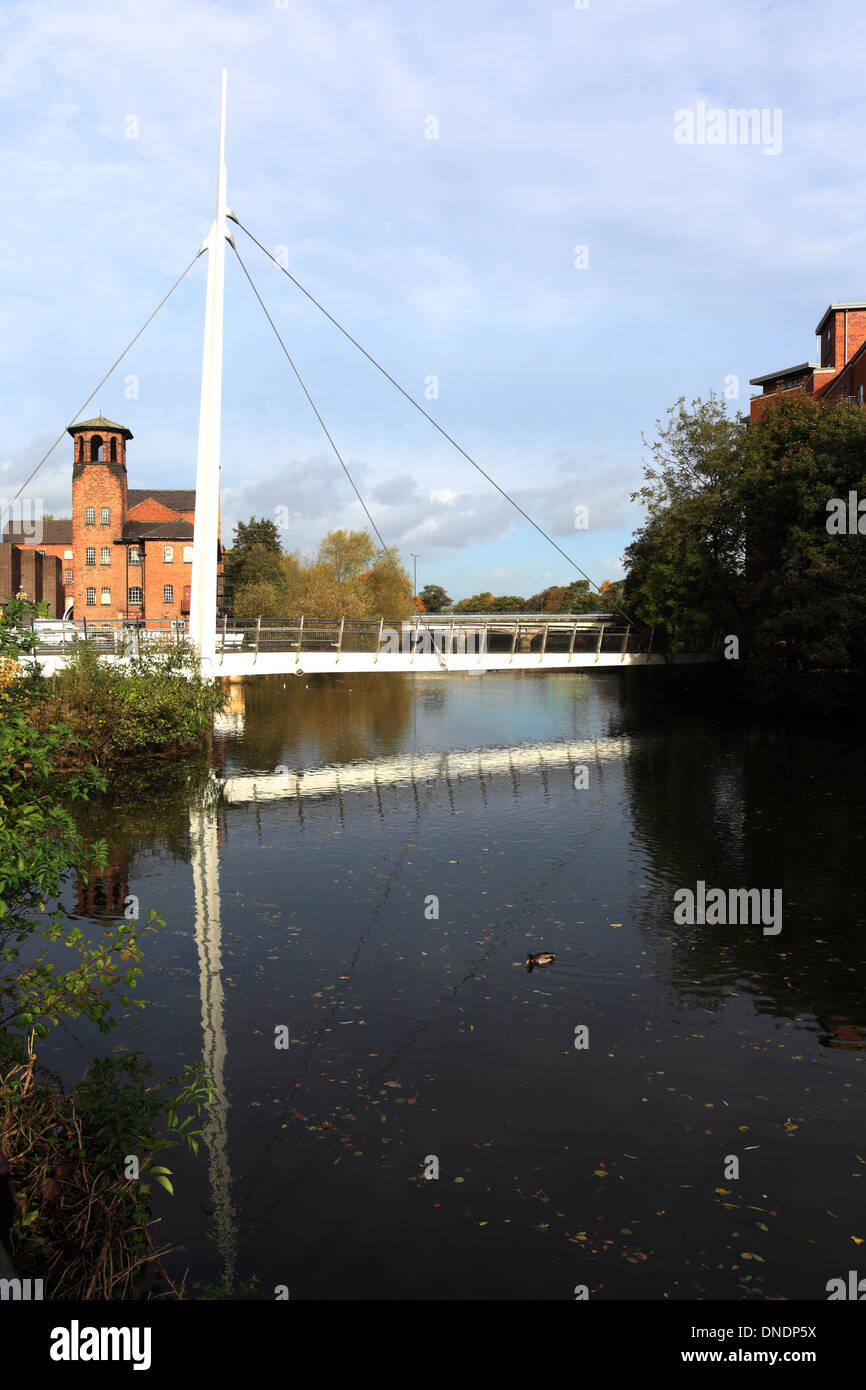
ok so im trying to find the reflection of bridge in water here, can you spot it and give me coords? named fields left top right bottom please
left=216, top=733, right=635, bottom=805
left=191, top=723, right=622, bottom=1289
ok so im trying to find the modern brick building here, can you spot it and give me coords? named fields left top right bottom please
left=750, top=302, right=866, bottom=418
left=3, top=416, right=221, bottom=624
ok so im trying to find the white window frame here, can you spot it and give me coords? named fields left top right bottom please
left=100, top=547, right=111, bottom=565
left=163, top=545, right=173, bottom=563
left=128, top=586, right=143, bottom=605
left=85, top=546, right=96, bottom=565
left=163, top=584, right=174, bottom=603
left=183, top=544, right=193, bottom=563
left=86, top=587, right=96, bottom=605
left=100, top=587, right=111, bottom=605
left=84, top=506, right=95, bottom=525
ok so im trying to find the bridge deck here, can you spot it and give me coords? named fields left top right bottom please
left=27, top=614, right=720, bottom=677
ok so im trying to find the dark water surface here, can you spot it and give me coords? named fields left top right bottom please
left=51, top=671, right=865, bottom=1300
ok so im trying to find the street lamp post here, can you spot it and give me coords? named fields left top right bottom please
left=411, top=553, right=418, bottom=604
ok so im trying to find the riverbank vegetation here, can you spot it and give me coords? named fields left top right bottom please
left=0, top=597, right=215, bottom=1297
left=30, top=639, right=227, bottom=767
left=623, top=391, right=866, bottom=711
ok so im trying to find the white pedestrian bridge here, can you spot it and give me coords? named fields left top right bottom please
left=29, top=612, right=720, bottom=679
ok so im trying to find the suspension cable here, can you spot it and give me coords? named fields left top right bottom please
left=232, top=217, right=639, bottom=629
left=231, top=242, right=448, bottom=666
left=1, top=247, right=203, bottom=534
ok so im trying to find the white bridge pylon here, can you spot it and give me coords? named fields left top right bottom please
left=189, top=68, right=232, bottom=670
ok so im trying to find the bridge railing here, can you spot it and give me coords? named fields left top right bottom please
left=211, top=615, right=661, bottom=660
left=28, top=614, right=720, bottom=660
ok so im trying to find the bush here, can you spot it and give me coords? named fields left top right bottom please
left=30, top=640, right=227, bottom=766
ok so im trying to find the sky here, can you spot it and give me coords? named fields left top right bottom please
left=2, top=0, right=866, bottom=602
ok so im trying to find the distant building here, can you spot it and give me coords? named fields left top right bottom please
left=750, top=302, right=866, bottom=418
left=0, top=544, right=63, bottom=614
left=3, top=416, right=222, bottom=623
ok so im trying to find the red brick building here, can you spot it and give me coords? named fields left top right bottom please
left=750, top=302, right=866, bottom=418
left=3, top=416, right=220, bottom=624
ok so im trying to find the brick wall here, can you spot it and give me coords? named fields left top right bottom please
left=140, top=539, right=193, bottom=622
left=0, top=544, right=21, bottom=603
left=72, top=448, right=128, bottom=620
left=40, top=554, right=62, bottom=616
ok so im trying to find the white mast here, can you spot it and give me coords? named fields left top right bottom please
left=189, top=69, right=231, bottom=668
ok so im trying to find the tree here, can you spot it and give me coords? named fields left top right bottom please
left=232, top=517, right=282, bottom=554
left=418, top=584, right=451, bottom=613
left=623, top=395, right=747, bottom=648
left=228, top=517, right=283, bottom=596
left=356, top=549, right=415, bottom=618
left=317, top=529, right=376, bottom=584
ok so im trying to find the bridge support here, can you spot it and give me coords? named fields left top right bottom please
left=190, top=69, right=232, bottom=671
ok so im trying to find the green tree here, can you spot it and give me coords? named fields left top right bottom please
left=228, top=517, right=283, bottom=596
left=418, top=584, right=452, bottom=612
left=232, top=517, right=282, bottom=553
left=624, top=394, right=747, bottom=648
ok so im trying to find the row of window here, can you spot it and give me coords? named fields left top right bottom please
left=82, top=545, right=193, bottom=565
left=84, top=507, right=112, bottom=525
left=85, top=585, right=175, bottom=606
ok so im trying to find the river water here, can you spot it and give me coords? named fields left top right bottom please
left=50, top=669, right=865, bottom=1300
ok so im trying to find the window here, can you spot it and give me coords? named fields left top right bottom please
left=85, top=547, right=96, bottom=565
left=101, top=588, right=110, bottom=605
left=859, top=384, right=864, bottom=405
left=100, top=547, right=111, bottom=565
left=64, top=569, right=73, bottom=584
left=64, top=549, right=73, bottom=560
left=129, top=547, right=141, bottom=565
left=163, top=584, right=174, bottom=603
left=163, top=545, right=173, bottom=563
left=183, top=544, right=193, bottom=563
left=128, top=586, right=143, bottom=605
left=90, top=435, right=103, bottom=461
left=100, top=507, right=110, bottom=525
left=86, top=587, right=96, bottom=606
left=110, top=439, right=117, bottom=462
left=85, top=507, right=95, bottom=525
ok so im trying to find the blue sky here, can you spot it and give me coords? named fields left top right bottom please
left=2, top=0, right=865, bottom=602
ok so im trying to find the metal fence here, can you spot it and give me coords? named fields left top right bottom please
left=27, top=614, right=722, bottom=661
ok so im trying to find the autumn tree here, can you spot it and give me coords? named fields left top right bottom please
left=317, top=529, right=377, bottom=583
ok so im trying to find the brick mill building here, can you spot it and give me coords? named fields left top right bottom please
left=750, top=302, right=866, bottom=418
left=3, top=416, right=220, bottom=622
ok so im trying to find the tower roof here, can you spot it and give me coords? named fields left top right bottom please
left=67, top=415, right=133, bottom=440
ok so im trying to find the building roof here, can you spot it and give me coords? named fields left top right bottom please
left=67, top=415, right=133, bottom=440
left=815, top=302, right=866, bottom=335
left=121, top=519, right=195, bottom=541
left=3, top=518, right=73, bottom=544
left=127, top=489, right=196, bottom=512
left=749, top=361, right=827, bottom=387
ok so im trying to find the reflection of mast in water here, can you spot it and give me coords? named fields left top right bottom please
left=190, top=806, right=238, bottom=1293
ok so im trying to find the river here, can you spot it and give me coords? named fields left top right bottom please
left=49, top=669, right=865, bottom=1300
